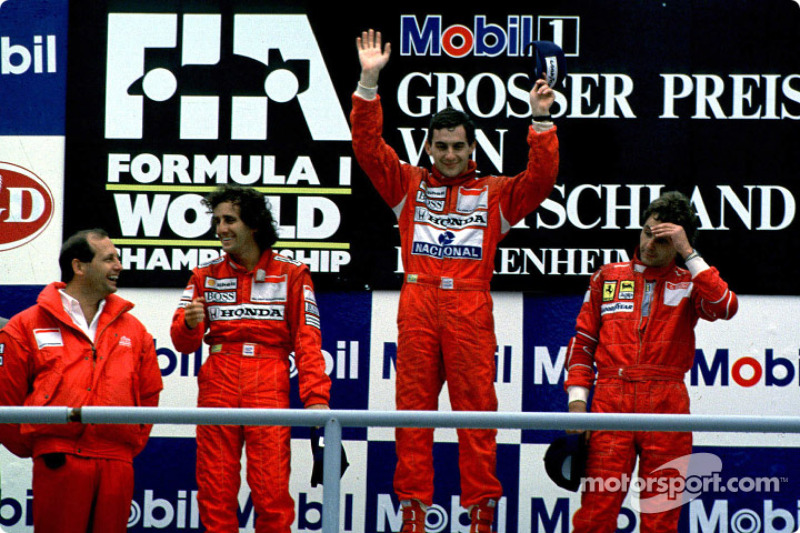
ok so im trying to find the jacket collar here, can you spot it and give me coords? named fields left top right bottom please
left=226, top=250, right=274, bottom=274
left=428, top=160, right=478, bottom=188
left=37, top=282, right=132, bottom=330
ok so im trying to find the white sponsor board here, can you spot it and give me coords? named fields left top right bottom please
left=0, top=137, right=63, bottom=284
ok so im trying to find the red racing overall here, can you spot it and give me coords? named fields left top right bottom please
left=171, top=251, right=329, bottom=533
left=351, top=94, right=559, bottom=507
left=565, top=253, right=738, bottom=532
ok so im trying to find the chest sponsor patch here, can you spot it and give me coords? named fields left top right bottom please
left=411, top=224, right=483, bottom=260
left=414, top=207, right=488, bottom=229
left=664, top=281, right=693, bottom=306
left=456, top=186, right=488, bottom=213
left=602, top=281, right=617, bottom=302
left=205, top=277, right=237, bottom=291
left=33, top=328, right=63, bottom=349
left=208, top=303, right=285, bottom=322
left=419, top=182, right=446, bottom=199
left=205, top=291, right=237, bottom=303
left=601, top=301, right=635, bottom=316
left=416, top=182, right=448, bottom=212
left=251, top=275, right=288, bottom=303
left=619, top=280, right=635, bottom=300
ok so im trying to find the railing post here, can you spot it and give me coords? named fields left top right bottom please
left=322, top=417, right=342, bottom=533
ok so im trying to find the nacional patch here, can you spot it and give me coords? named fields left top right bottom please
left=619, top=280, right=635, bottom=300
left=205, top=277, right=237, bottom=291
left=602, top=281, right=617, bottom=302
left=410, top=224, right=483, bottom=260
left=33, top=328, right=63, bottom=349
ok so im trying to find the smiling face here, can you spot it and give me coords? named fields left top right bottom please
left=425, top=125, right=476, bottom=179
left=82, top=235, right=122, bottom=298
left=639, top=216, right=678, bottom=267
left=212, top=201, right=259, bottom=262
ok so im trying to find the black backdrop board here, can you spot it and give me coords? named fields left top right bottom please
left=65, top=1, right=800, bottom=293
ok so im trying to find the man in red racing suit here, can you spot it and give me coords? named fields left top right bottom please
left=565, top=191, right=738, bottom=532
left=351, top=30, right=559, bottom=532
left=0, top=229, right=163, bottom=533
left=170, top=185, right=330, bottom=533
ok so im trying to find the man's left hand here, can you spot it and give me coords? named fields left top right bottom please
left=530, top=78, right=555, bottom=117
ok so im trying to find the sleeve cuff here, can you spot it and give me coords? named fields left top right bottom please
left=686, top=255, right=710, bottom=277
left=531, top=120, right=555, bottom=133
left=567, top=386, right=590, bottom=404
left=355, top=82, right=378, bottom=101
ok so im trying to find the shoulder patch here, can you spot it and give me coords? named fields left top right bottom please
left=274, top=254, right=303, bottom=267
left=198, top=256, right=225, bottom=269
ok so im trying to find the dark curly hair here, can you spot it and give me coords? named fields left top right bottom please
left=428, top=107, right=476, bottom=145
left=202, top=185, right=279, bottom=251
left=642, top=191, right=699, bottom=245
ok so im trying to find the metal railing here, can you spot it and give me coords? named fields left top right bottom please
left=3, top=406, right=800, bottom=533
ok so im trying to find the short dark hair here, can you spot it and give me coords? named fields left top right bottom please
left=642, top=191, right=699, bottom=245
left=202, top=185, right=279, bottom=251
left=428, top=107, right=476, bottom=145
left=60, top=228, right=109, bottom=282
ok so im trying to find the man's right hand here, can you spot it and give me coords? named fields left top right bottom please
left=357, top=29, right=391, bottom=88
left=567, top=400, right=589, bottom=437
left=184, top=297, right=206, bottom=330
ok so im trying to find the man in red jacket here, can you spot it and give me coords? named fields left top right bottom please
left=0, top=228, right=163, bottom=533
left=565, top=191, right=738, bottom=532
left=170, top=185, right=330, bottom=533
left=351, top=30, right=559, bottom=533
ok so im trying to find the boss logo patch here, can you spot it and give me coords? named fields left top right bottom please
left=204, top=291, right=237, bottom=303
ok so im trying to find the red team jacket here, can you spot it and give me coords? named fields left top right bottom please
left=0, top=282, right=163, bottom=461
left=350, top=95, right=559, bottom=283
left=565, top=255, right=739, bottom=390
left=170, top=250, right=330, bottom=408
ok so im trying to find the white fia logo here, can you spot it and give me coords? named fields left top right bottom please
left=104, top=13, right=350, bottom=141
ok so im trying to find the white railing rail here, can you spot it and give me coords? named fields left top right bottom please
left=3, top=407, right=800, bottom=533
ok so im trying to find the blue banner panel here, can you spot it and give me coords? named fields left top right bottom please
left=0, top=0, right=68, bottom=135
left=522, top=294, right=583, bottom=444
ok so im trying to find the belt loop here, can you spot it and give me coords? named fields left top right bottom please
left=441, top=277, right=454, bottom=290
